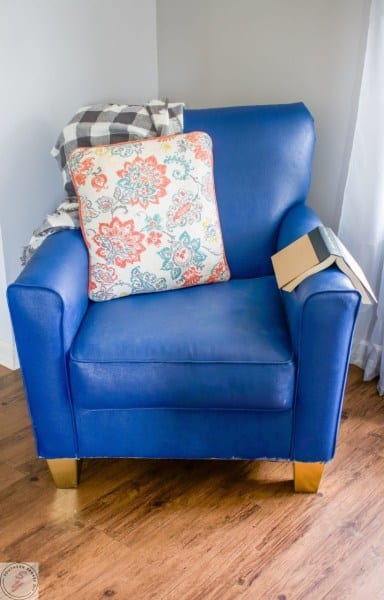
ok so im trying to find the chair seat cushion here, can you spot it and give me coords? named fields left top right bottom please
left=69, top=276, right=295, bottom=411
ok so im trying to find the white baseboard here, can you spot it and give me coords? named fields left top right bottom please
left=0, top=339, right=19, bottom=370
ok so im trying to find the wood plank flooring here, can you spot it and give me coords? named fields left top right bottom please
left=0, top=365, right=383, bottom=599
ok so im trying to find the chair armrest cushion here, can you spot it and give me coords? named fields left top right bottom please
left=7, top=230, right=89, bottom=457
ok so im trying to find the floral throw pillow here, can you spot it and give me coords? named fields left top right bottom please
left=68, top=132, right=230, bottom=301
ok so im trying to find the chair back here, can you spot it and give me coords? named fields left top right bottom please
left=184, top=103, right=315, bottom=277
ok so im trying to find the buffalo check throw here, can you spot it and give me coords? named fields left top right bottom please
left=22, top=100, right=184, bottom=264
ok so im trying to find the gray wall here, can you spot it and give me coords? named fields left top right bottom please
left=0, top=0, right=158, bottom=284
left=157, top=0, right=370, bottom=228
left=0, top=0, right=158, bottom=366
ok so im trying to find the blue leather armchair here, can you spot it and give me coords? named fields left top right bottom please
left=7, top=104, right=360, bottom=492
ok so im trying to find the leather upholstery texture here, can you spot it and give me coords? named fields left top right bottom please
left=184, top=103, right=315, bottom=278
left=7, top=103, right=360, bottom=465
left=70, top=277, right=295, bottom=411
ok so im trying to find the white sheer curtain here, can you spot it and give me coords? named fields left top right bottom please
left=339, top=0, right=384, bottom=394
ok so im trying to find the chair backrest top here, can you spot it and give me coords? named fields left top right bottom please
left=184, top=103, right=315, bottom=278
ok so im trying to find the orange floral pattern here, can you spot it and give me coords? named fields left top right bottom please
left=70, top=156, right=95, bottom=187
left=91, top=173, right=108, bottom=191
left=116, top=156, right=170, bottom=208
left=93, top=217, right=145, bottom=268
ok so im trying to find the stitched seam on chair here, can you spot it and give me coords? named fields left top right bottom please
left=76, top=406, right=293, bottom=413
left=69, top=356, right=296, bottom=366
left=329, top=292, right=361, bottom=458
left=57, top=290, right=81, bottom=459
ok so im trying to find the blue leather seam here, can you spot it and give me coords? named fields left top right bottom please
left=290, top=287, right=361, bottom=461
left=76, top=406, right=292, bottom=413
left=290, top=355, right=300, bottom=461
left=70, top=357, right=296, bottom=366
left=329, top=291, right=361, bottom=457
left=52, top=286, right=80, bottom=459
left=41, top=456, right=290, bottom=460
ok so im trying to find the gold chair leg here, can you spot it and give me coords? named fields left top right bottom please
left=293, top=462, right=325, bottom=493
left=46, top=459, right=80, bottom=488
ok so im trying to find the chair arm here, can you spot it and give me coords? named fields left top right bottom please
left=7, top=230, right=89, bottom=458
left=277, top=204, right=361, bottom=462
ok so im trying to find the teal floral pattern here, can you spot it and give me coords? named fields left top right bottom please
left=130, top=267, right=167, bottom=294
left=158, top=232, right=206, bottom=280
left=68, top=132, right=230, bottom=301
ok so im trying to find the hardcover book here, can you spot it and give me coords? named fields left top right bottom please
left=271, top=226, right=376, bottom=304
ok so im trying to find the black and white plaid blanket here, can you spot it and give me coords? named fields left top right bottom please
left=22, top=100, right=184, bottom=264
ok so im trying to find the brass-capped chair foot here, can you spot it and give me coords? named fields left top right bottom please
left=293, top=461, right=325, bottom=493
left=46, top=458, right=81, bottom=488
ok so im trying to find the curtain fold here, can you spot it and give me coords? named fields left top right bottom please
left=338, top=0, right=384, bottom=393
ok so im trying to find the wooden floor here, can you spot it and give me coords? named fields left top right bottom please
left=0, top=365, right=383, bottom=600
